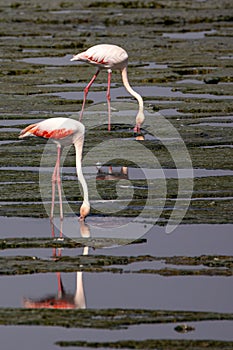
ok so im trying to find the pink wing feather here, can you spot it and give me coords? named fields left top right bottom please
left=19, top=117, right=83, bottom=140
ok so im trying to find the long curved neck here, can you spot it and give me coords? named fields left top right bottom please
left=121, top=66, right=144, bottom=113
left=74, top=137, right=89, bottom=206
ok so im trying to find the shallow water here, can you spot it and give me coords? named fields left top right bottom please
left=162, top=30, right=216, bottom=40
left=1, top=217, right=233, bottom=256
left=0, top=0, right=233, bottom=349
left=0, top=321, right=232, bottom=350
left=1, top=268, right=233, bottom=312
left=1, top=165, right=233, bottom=178
left=45, top=85, right=233, bottom=104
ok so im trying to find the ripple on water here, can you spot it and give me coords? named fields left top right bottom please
left=1, top=166, right=233, bottom=178
left=163, top=30, right=217, bottom=40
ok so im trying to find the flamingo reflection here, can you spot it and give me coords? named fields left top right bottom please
left=95, top=133, right=144, bottom=182
left=96, top=164, right=128, bottom=181
left=23, top=221, right=90, bottom=310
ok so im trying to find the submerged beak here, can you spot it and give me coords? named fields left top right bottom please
left=70, top=54, right=78, bottom=62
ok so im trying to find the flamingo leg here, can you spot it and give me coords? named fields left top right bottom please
left=50, top=211, right=63, bottom=238
left=56, top=145, right=63, bottom=222
left=51, top=145, right=63, bottom=223
left=107, top=69, right=112, bottom=131
left=80, top=69, right=100, bottom=121
left=51, top=149, right=60, bottom=220
left=50, top=220, right=55, bottom=238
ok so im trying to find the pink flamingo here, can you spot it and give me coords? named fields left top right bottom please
left=19, top=117, right=90, bottom=222
left=71, top=44, right=145, bottom=132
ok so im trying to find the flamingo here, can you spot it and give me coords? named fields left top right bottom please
left=19, top=117, right=90, bottom=222
left=70, top=44, right=145, bottom=132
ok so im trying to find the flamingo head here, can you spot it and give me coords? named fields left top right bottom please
left=136, top=110, right=145, bottom=127
left=79, top=202, right=90, bottom=221
left=134, top=110, right=145, bottom=134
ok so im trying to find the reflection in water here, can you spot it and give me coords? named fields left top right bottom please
left=95, top=132, right=144, bottom=181
left=23, top=221, right=90, bottom=309
left=96, top=164, right=128, bottom=181
left=135, top=134, right=145, bottom=141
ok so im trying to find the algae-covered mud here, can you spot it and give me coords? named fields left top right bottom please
left=0, top=0, right=233, bottom=223
left=0, top=0, right=233, bottom=349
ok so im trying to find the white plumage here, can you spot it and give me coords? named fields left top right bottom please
left=71, top=44, right=144, bottom=132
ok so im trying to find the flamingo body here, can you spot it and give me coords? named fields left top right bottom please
left=20, top=117, right=84, bottom=141
left=73, top=44, right=128, bottom=70
left=71, top=44, right=144, bottom=132
left=19, top=117, right=90, bottom=222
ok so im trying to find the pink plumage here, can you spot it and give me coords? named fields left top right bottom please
left=74, top=44, right=128, bottom=69
left=71, top=44, right=144, bottom=132
left=19, top=117, right=83, bottom=140
left=19, top=117, right=90, bottom=224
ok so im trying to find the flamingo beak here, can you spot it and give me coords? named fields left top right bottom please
left=70, top=54, right=78, bottom=62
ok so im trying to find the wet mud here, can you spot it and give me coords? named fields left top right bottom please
left=0, top=0, right=233, bottom=349
left=1, top=0, right=233, bottom=223
left=0, top=252, right=233, bottom=276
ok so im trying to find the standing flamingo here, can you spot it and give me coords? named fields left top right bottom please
left=19, top=117, right=90, bottom=221
left=70, top=44, right=144, bottom=132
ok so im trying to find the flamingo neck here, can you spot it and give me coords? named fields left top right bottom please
left=121, top=66, right=144, bottom=113
left=74, top=138, right=89, bottom=207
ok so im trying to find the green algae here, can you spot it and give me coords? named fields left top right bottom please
left=56, top=339, right=233, bottom=349
left=0, top=253, right=232, bottom=276
left=1, top=164, right=232, bottom=223
left=0, top=3, right=232, bottom=348
left=0, top=307, right=232, bottom=328
left=0, top=237, right=146, bottom=250
left=1, top=307, right=233, bottom=350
